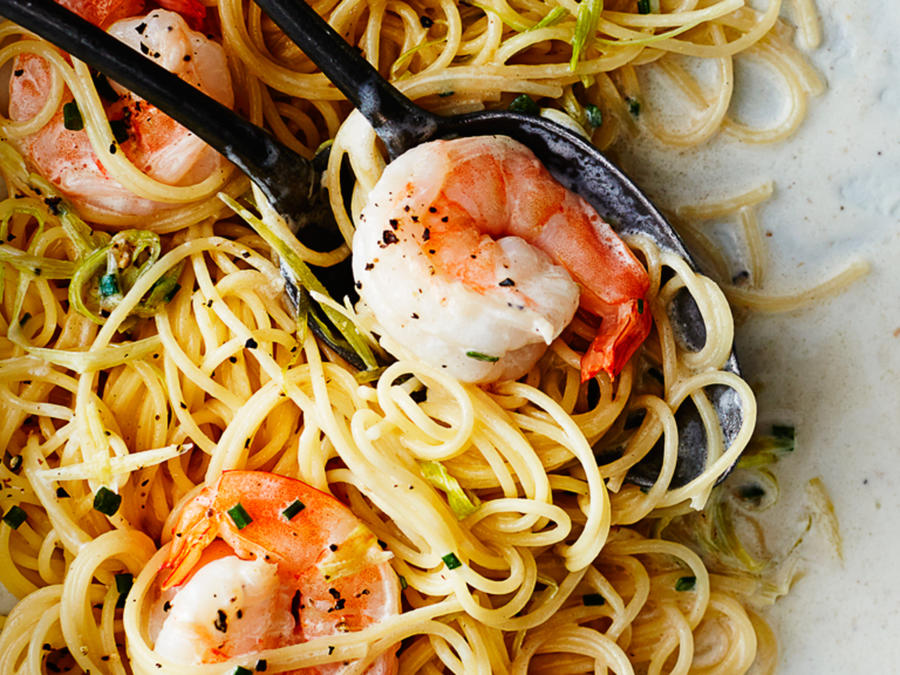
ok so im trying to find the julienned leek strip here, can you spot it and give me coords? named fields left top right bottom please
left=219, top=193, right=377, bottom=370
left=33, top=443, right=190, bottom=482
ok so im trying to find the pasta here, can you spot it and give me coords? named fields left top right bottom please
left=0, top=0, right=837, bottom=673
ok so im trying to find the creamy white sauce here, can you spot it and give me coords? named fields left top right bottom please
left=616, top=1, right=900, bottom=670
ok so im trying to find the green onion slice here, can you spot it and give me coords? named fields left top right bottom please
left=93, top=487, right=122, bottom=516
left=227, top=503, right=253, bottom=529
left=675, top=575, right=696, bottom=591
left=2, top=505, right=27, bottom=529
left=442, top=552, right=462, bottom=570
left=282, top=499, right=306, bottom=520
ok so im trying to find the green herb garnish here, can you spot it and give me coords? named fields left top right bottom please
left=93, top=487, right=122, bottom=516
left=626, top=97, right=641, bottom=117
left=233, top=667, right=253, bottom=675
left=582, top=593, right=605, bottom=605
left=509, top=94, right=539, bottom=115
left=63, top=101, right=84, bottom=131
left=2, top=505, right=27, bottom=529
left=637, top=0, right=651, bottom=13
left=115, top=572, right=133, bottom=608
left=585, top=104, right=603, bottom=127
left=675, top=575, right=696, bottom=591
left=227, top=503, right=253, bottom=529
left=772, top=424, right=795, bottom=442
left=442, top=552, right=462, bottom=570
left=98, top=273, right=119, bottom=298
left=282, top=499, right=306, bottom=520
left=465, top=351, right=500, bottom=363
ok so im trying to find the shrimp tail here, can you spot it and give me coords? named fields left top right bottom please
left=580, top=297, right=652, bottom=382
left=157, top=0, right=207, bottom=30
left=160, top=487, right=218, bottom=590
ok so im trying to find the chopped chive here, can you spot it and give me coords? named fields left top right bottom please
left=398, top=574, right=408, bottom=590
left=637, top=298, right=645, bottom=314
left=675, top=576, right=696, bottom=591
left=509, top=94, right=539, bottom=115
left=63, top=101, right=84, bottom=130
left=227, top=503, right=253, bottom=529
left=585, top=104, right=603, bottom=127
left=772, top=424, right=795, bottom=441
left=99, top=273, right=119, bottom=298
left=234, top=667, right=253, bottom=675
left=2, top=505, right=27, bottom=529
left=18, top=312, right=31, bottom=327
left=255, top=660, right=268, bottom=672
left=441, top=552, right=462, bottom=570
left=626, top=97, right=641, bottom=117
left=93, top=487, right=122, bottom=516
left=438, top=90, right=455, bottom=97
left=115, top=572, right=133, bottom=608
left=637, top=0, right=651, bottom=13
left=738, top=484, right=766, bottom=501
left=582, top=593, right=605, bottom=606
left=56, top=487, right=70, bottom=498
left=281, top=499, right=305, bottom=520
left=465, top=351, right=500, bottom=363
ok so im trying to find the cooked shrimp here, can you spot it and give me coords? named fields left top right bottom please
left=352, top=135, right=652, bottom=383
left=154, top=471, right=400, bottom=674
left=8, top=5, right=231, bottom=219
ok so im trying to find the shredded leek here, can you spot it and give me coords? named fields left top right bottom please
left=318, top=524, right=393, bottom=581
left=527, top=6, right=567, bottom=31
left=420, top=460, right=480, bottom=519
left=220, top=193, right=378, bottom=371
left=0, top=247, right=76, bottom=279
left=68, top=229, right=178, bottom=326
left=570, top=0, right=604, bottom=70
left=654, top=426, right=797, bottom=576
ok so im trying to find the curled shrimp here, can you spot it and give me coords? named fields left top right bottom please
left=8, top=2, right=230, bottom=220
left=153, top=471, right=400, bottom=673
left=352, top=135, right=652, bottom=383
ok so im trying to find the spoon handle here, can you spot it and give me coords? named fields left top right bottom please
left=253, top=0, right=439, bottom=157
left=0, top=0, right=318, bottom=228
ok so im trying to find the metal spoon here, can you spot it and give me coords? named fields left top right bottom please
left=0, top=0, right=367, bottom=367
left=253, top=0, right=745, bottom=487
left=1, top=0, right=744, bottom=486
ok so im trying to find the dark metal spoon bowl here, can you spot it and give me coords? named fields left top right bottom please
left=1, top=0, right=745, bottom=487
left=254, top=0, right=747, bottom=487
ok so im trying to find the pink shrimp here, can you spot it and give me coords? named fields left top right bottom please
left=153, top=471, right=400, bottom=674
left=8, top=2, right=230, bottom=220
left=352, top=135, right=651, bottom=384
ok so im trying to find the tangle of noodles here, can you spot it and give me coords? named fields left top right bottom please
left=0, top=0, right=852, bottom=673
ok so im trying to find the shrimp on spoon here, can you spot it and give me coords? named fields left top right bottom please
left=353, top=135, right=652, bottom=384
left=152, top=471, right=401, bottom=673
left=8, top=0, right=231, bottom=220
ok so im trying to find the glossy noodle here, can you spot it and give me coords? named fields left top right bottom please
left=0, top=0, right=832, bottom=673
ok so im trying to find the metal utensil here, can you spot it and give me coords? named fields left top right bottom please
left=253, top=0, right=745, bottom=487
left=1, top=0, right=744, bottom=486
left=0, top=0, right=366, bottom=367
